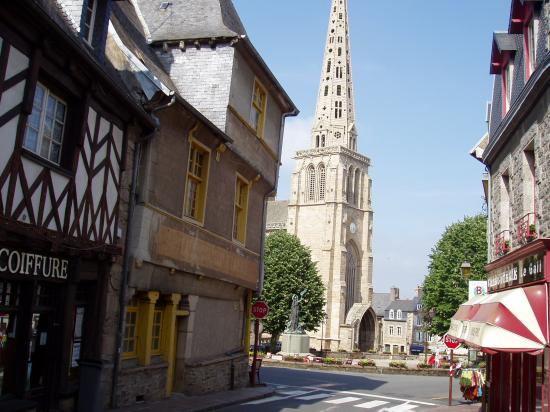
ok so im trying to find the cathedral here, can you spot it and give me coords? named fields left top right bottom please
left=266, top=0, right=376, bottom=352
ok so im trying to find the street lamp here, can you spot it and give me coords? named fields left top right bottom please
left=460, top=261, right=472, bottom=280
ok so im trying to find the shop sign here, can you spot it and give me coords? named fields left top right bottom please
left=488, top=253, right=544, bottom=292
left=468, top=281, right=488, bottom=299
left=0, top=248, right=69, bottom=280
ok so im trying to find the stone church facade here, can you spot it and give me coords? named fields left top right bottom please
left=267, top=0, right=376, bottom=352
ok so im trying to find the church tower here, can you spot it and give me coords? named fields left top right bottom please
left=286, top=0, right=375, bottom=352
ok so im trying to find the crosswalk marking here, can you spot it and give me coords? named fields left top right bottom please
left=384, top=404, right=418, bottom=411
left=277, top=390, right=311, bottom=396
left=296, top=393, right=334, bottom=401
left=354, top=400, right=390, bottom=409
left=324, top=396, right=362, bottom=404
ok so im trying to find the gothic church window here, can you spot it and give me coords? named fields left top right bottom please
left=318, top=164, right=326, bottom=201
left=324, top=85, right=329, bottom=96
left=307, top=165, right=316, bottom=202
left=353, top=169, right=360, bottom=205
left=346, top=166, right=353, bottom=203
left=327, top=59, right=332, bottom=73
left=321, top=135, right=326, bottom=147
left=316, top=135, right=320, bottom=147
left=337, top=85, right=341, bottom=96
left=345, top=246, right=357, bottom=315
left=338, top=47, right=342, bottom=56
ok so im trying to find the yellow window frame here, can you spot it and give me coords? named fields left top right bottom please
left=183, top=138, right=211, bottom=223
left=233, top=174, right=250, bottom=244
left=250, top=79, right=267, bottom=138
left=151, top=308, right=163, bottom=355
left=122, top=302, right=138, bottom=359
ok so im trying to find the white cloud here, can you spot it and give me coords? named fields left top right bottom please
left=275, top=116, right=313, bottom=200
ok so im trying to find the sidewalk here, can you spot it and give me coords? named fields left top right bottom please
left=113, top=386, right=274, bottom=412
left=429, top=403, right=481, bottom=411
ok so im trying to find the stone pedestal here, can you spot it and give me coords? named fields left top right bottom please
left=281, top=332, right=310, bottom=355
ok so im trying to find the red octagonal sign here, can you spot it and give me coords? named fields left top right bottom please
left=444, top=334, right=461, bottom=350
left=251, top=301, right=269, bottom=319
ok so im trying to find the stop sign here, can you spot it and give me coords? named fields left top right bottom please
left=443, top=334, right=461, bottom=350
left=251, top=301, right=269, bottom=319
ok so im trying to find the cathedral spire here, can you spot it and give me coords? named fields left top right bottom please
left=311, top=0, right=358, bottom=151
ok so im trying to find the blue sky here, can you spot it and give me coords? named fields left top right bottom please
left=233, top=0, right=509, bottom=298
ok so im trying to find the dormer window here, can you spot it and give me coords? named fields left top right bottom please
left=389, top=309, right=395, bottom=320
left=509, top=0, right=541, bottom=79
left=503, top=58, right=514, bottom=114
left=81, top=0, right=98, bottom=45
left=396, top=309, right=402, bottom=320
left=525, top=17, right=538, bottom=78
left=490, top=33, right=517, bottom=116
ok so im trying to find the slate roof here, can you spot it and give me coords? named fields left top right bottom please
left=371, top=293, right=391, bottom=317
left=386, top=299, right=418, bottom=314
left=135, top=0, right=246, bottom=43
left=266, top=200, right=288, bottom=230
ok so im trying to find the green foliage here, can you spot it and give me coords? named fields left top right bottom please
left=389, top=361, right=407, bottom=369
left=260, top=231, right=326, bottom=344
left=283, top=355, right=304, bottom=362
left=322, top=357, right=340, bottom=364
left=417, top=362, right=431, bottom=369
left=358, top=359, right=376, bottom=367
left=423, top=214, right=487, bottom=336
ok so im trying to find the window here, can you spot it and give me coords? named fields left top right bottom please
left=396, top=310, right=402, bottom=320
left=335, top=132, right=341, bottom=139
left=345, top=246, right=357, bottom=314
left=389, top=325, right=394, bottom=336
left=324, top=85, right=329, bottom=96
left=523, top=146, right=535, bottom=215
left=338, top=47, right=342, bottom=56
left=251, top=80, right=267, bottom=138
left=525, top=17, right=538, bottom=78
left=326, top=59, right=332, bottom=73
left=316, top=135, right=320, bottom=147
left=307, top=165, right=316, bottom=202
left=503, top=59, right=514, bottom=113
left=81, top=0, right=98, bottom=45
left=500, top=173, right=511, bottom=232
left=184, top=141, right=210, bottom=222
left=397, top=326, right=402, bottom=336
left=318, top=164, right=326, bottom=200
left=122, top=299, right=138, bottom=358
left=24, top=83, right=67, bottom=165
left=389, top=309, right=395, bottom=320
left=233, top=175, right=249, bottom=243
left=151, top=307, right=163, bottom=355
left=337, top=85, right=341, bottom=96
left=416, top=315, right=422, bottom=327
left=335, top=101, right=342, bottom=118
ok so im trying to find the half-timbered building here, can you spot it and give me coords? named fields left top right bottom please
left=0, top=1, right=154, bottom=410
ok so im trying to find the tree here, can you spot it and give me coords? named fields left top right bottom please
left=422, top=214, right=487, bottom=336
left=260, top=231, right=326, bottom=349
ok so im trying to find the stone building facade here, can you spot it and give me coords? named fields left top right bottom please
left=267, top=0, right=375, bottom=352
left=381, top=296, right=420, bottom=355
left=100, top=0, right=297, bottom=408
left=466, top=0, right=550, bottom=409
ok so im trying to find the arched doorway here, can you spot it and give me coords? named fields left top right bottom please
left=358, top=308, right=376, bottom=352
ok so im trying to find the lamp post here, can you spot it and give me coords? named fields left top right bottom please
left=460, top=261, right=472, bottom=280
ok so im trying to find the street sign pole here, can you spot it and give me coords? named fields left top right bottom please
left=250, top=318, right=260, bottom=386
left=448, top=349, right=454, bottom=406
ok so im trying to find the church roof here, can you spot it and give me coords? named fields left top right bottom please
left=135, top=0, right=246, bottom=43
left=266, top=200, right=288, bottom=230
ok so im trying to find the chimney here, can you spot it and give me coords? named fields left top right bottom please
left=415, top=286, right=423, bottom=298
left=390, top=287, right=399, bottom=301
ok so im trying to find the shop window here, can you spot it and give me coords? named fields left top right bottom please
left=23, top=83, right=67, bottom=165
left=250, top=80, right=267, bottom=138
left=151, top=307, right=163, bottom=355
left=233, top=175, right=250, bottom=244
left=0, top=281, right=20, bottom=307
left=184, top=140, right=210, bottom=223
left=122, top=299, right=138, bottom=358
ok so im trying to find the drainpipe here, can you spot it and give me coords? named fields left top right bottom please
left=110, top=95, right=175, bottom=408
left=258, top=108, right=298, bottom=294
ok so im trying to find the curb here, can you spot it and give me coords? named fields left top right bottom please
left=187, top=387, right=276, bottom=412
left=263, top=360, right=450, bottom=377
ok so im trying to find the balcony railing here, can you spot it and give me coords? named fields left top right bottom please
left=517, top=212, right=537, bottom=244
left=494, top=230, right=511, bottom=257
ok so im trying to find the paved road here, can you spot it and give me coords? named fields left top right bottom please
left=220, top=366, right=475, bottom=412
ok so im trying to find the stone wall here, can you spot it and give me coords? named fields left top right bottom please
left=116, top=362, right=168, bottom=406
left=182, top=355, right=248, bottom=395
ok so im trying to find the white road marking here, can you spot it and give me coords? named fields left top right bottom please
left=324, top=396, right=362, bottom=404
left=384, top=404, right=419, bottom=411
left=277, top=390, right=312, bottom=396
left=354, top=400, right=390, bottom=409
left=296, top=393, right=334, bottom=401
left=243, top=395, right=287, bottom=405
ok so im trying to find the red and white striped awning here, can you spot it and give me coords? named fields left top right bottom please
left=448, top=284, right=548, bottom=353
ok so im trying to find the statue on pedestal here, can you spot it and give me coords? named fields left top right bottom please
left=286, top=291, right=306, bottom=333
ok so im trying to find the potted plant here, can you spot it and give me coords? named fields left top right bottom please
left=528, top=224, right=537, bottom=240
left=503, top=240, right=511, bottom=253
